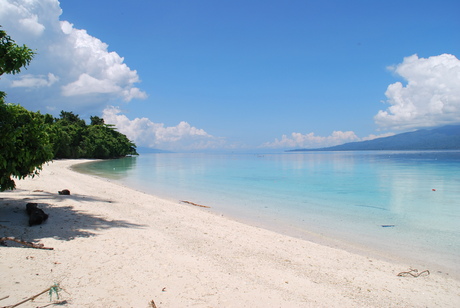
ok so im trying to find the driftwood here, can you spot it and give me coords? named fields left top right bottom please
left=397, top=268, right=430, bottom=277
left=1, top=284, right=62, bottom=308
left=0, top=237, right=53, bottom=250
left=180, top=200, right=210, bottom=208
left=149, top=300, right=158, bottom=308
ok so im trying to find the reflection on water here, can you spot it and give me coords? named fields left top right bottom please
left=73, top=156, right=138, bottom=180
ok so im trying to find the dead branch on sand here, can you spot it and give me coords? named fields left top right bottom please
left=397, top=268, right=430, bottom=278
left=1, top=283, right=62, bottom=308
left=149, top=299, right=158, bottom=308
left=180, top=200, right=211, bottom=208
left=0, top=237, right=54, bottom=250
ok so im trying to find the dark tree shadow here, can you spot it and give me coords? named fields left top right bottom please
left=0, top=190, right=145, bottom=244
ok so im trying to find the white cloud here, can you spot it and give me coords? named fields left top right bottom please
left=361, top=132, right=395, bottom=141
left=262, top=131, right=395, bottom=149
left=102, top=106, right=226, bottom=151
left=0, top=0, right=52, bottom=39
left=56, top=21, right=147, bottom=101
left=262, top=131, right=360, bottom=149
left=62, top=73, right=121, bottom=96
left=19, top=14, right=45, bottom=36
left=0, top=0, right=146, bottom=113
left=11, top=73, right=59, bottom=88
left=375, top=54, right=460, bottom=130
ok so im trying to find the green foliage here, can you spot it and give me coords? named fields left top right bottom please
left=0, top=27, right=35, bottom=76
left=49, top=111, right=138, bottom=159
left=90, top=115, right=105, bottom=126
left=0, top=27, right=47, bottom=191
left=50, top=111, right=87, bottom=158
left=0, top=104, right=138, bottom=190
left=0, top=101, right=54, bottom=191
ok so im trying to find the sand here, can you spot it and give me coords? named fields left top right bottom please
left=1, top=159, right=459, bottom=307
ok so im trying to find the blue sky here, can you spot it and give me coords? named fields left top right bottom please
left=1, top=0, right=459, bottom=151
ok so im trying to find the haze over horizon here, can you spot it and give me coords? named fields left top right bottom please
left=1, top=0, right=459, bottom=151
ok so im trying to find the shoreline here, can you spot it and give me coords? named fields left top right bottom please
left=74, top=156, right=460, bottom=280
left=1, top=159, right=459, bottom=307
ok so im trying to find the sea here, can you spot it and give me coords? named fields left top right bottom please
left=74, top=151, right=460, bottom=277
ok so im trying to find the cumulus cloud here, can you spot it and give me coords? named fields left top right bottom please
left=62, top=73, right=121, bottom=96
left=11, top=73, right=59, bottom=88
left=375, top=54, right=460, bottom=130
left=262, top=131, right=359, bottom=149
left=102, top=106, right=226, bottom=151
left=56, top=20, right=147, bottom=101
left=360, top=132, right=395, bottom=141
left=262, top=131, right=395, bottom=149
left=18, top=14, right=45, bottom=36
left=0, top=0, right=146, bottom=113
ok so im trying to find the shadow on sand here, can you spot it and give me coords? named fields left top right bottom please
left=0, top=189, right=145, bottom=244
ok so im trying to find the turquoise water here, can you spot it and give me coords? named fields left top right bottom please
left=75, top=151, right=460, bottom=276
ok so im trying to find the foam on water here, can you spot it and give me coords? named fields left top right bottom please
left=75, top=151, right=460, bottom=276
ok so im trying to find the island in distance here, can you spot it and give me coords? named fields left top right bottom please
left=289, top=125, right=460, bottom=152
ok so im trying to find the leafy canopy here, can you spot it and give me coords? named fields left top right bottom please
left=0, top=26, right=46, bottom=191
left=0, top=26, right=35, bottom=77
left=0, top=102, right=54, bottom=191
left=50, top=111, right=138, bottom=159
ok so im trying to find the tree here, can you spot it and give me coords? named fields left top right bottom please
left=47, top=111, right=138, bottom=159
left=0, top=27, right=52, bottom=191
left=59, top=111, right=86, bottom=125
left=0, top=28, right=34, bottom=75
left=50, top=111, right=88, bottom=158
left=0, top=26, right=35, bottom=92
left=90, top=115, right=105, bottom=126
left=0, top=102, right=54, bottom=191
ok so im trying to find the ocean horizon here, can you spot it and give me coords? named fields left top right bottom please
left=74, top=150, right=460, bottom=277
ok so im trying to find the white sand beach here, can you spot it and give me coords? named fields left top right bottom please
left=1, top=159, right=459, bottom=307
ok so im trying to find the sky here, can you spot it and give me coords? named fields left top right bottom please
left=1, top=0, right=459, bottom=151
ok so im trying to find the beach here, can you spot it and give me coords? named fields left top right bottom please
left=1, top=160, right=459, bottom=307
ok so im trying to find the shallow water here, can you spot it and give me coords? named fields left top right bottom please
left=75, top=151, right=460, bottom=275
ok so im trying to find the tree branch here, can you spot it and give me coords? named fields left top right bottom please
left=0, top=237, right=53, bottom=250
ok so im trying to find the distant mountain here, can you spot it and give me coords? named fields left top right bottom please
left=289, top=125, right=460, bottom=152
